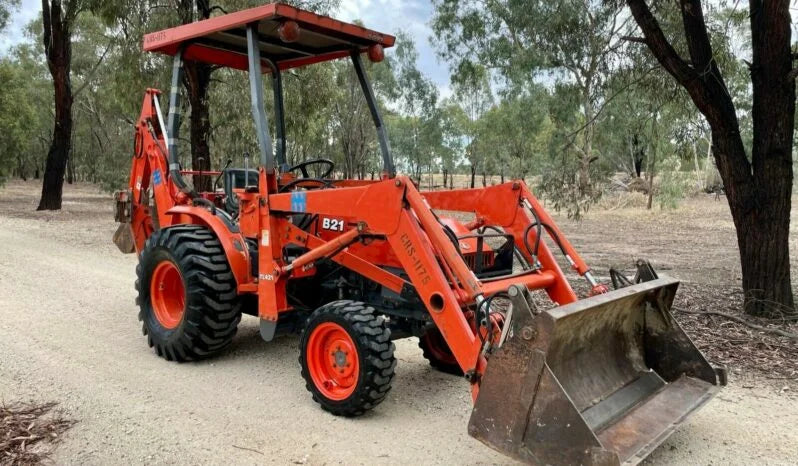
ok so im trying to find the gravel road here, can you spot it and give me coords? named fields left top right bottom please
left=1, top=181, right=796, bottom=465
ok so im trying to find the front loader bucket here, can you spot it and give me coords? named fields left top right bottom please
left=469, top=278, right=725, bottom=465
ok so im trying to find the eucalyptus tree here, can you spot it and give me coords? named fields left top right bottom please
left=389, top=32, right=440, bottom=183
left=37, top=0, right=123, bottom=210
left=433, top=0, right=632, bottom=197
left=0, top=59, right=37, bottom=183
left=437, top=101, right=467, bottom=188
left=623, top=0, right=795, bottom=316
left=451, top=63, right=492, bottom=188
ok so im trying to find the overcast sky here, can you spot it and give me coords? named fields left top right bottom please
left=0, top=0, right=452, bottom=96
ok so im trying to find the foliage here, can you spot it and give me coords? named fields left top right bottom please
left=0, top=0, right=768, bottom=204
left=656, top=154, right=689, bottom=210
left=0, top=0, right=19, bottom=32
left=0, top=59, right=36, bottom=183
left=432, top=0, right=636, bottom=211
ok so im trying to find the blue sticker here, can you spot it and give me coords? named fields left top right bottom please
left=290, top=191, right=307, bottom=212
left=153, top=169, right=163, bottom=186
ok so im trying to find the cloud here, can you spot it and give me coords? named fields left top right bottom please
left=0, top=0, right=39, bottom=55
left=337, top=0, right=450, bottom=92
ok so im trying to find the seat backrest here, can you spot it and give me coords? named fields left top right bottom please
left=223, top=169, right=259, bottom=213
left=225, top=169, right=259, bottom=190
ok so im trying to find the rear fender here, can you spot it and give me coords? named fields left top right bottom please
left=165, top=205, right=252, bottom=286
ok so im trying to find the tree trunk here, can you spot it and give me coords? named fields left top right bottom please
left=646, top=114, right=658, bottom=210
left=17, top=156, right=27, bottom=181
left=579, top=86, right=595, bottom=195
left=633, top=133, right=644, bottom=177
left=180, top=1, right=213, bottom=193
left=470, top=163, right=476, bottom=188
left=184, top=60, right=212, bottom=193
left=66, top=155, right=74, bottom=184
left=741, top=0, right=795, bottom=315
left=38, top=0, right=73, bottom=211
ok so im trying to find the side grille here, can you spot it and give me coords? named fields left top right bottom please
left=463, top=250, right=495, bottom=271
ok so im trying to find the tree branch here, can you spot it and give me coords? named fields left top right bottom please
left=41, top=0, right=52, bottom=56
left=625, top=0, right=696, bottom=86
left=621, top=35, right=647, bottom=44
left=680, top=0, right=715, bottom=70
left=74, top=39, right=113, bottom=98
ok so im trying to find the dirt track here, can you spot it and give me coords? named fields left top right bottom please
left=1, top=180, right=797, bottom=465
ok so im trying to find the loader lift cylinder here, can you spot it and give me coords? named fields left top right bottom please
left=166, top=47, right=196, bottom=198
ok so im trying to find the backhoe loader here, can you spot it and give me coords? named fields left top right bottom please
left=113, top=4, right=725, bottom=464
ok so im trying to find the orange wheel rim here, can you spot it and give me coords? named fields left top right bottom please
left=150, top=260, right=185, bottom=329
left=422, top=330, right=458, bottom=366
left=307, top=322, right=359, bottom=400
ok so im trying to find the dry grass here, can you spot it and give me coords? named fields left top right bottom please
left=1, top=402, right=74, bottom=466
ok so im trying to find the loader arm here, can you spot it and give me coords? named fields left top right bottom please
left=255, top=176, right=588, bottom=383
left=243, top=176, right=725, bottom=465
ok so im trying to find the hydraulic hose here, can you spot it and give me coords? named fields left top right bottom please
left=165, top=48, right=197, bottom=199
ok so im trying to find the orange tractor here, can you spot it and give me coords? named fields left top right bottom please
left=114, top=4, right=725, bottom=464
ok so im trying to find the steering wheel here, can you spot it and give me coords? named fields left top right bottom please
left=287, top=158, right=335, bottom=179
left=278, top=178, right=335, bottom=193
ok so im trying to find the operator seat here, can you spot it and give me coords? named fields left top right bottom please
left=223, top=168, right=258, bottom=214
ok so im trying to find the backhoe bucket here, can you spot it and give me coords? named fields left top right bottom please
left=469, top=278, right=725, bottom=466
left=112, top=190, right=136, bottom=254
left=113, top=223, right=136, bottom=254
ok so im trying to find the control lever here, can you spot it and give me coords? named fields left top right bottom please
left=214, top=158, right=233, bottom=190
left=244, top=152, right=252, bottom=189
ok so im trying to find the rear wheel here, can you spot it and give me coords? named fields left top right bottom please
left=419, top=310, right=505, bottom=376
left=299, top=301, right=396, bottom=416
left=136, top=225, right=242, bottom=361
left=419, top=328, right=463, bottom=376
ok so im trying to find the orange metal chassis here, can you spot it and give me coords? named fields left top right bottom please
left=125, top=90, right=599, bottom=395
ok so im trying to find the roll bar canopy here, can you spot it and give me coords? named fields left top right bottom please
left=143, top=3, right=395, bottom=72
left=148, top=3, right=397, bottom=193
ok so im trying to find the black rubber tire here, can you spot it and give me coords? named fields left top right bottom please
left=299, top=300, right=396, bottom=417
left=419, top=328, right=464, bottom=376
left=135, top=225, right=242, bottom=362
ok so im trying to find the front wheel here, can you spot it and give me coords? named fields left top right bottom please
left=299, top=301, right=396, bottom=417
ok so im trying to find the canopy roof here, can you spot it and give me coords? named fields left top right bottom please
left=142, top=3, right=395, bottom=71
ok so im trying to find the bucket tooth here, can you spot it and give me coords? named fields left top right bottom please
left=469, top=278, right=725, bottom=465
